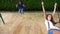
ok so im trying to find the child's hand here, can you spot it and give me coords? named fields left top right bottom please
left=41, top=1, right=44, bottom=5
left=16, top=4, right=18, bottom=8
left=55, top=3, right=57, bottom=6
left=23, top=4, right=25, bottom=7
left=54, top=3, right=57, bottom=8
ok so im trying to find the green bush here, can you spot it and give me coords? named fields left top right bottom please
left=0, top=0, right=60, bottom=11
left=0, top=0, right=18, bottom=11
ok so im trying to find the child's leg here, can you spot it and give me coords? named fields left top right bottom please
left=21, top=9, right=24, bottom=13
left=18, top=9, right=21, bottom=12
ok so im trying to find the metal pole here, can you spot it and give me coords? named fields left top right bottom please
left=0, top=13, right=5, bottom=24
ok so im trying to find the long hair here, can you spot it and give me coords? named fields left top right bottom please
left=46, top=14, right=56, bottom=25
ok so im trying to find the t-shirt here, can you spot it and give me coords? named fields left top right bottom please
left=45, top=20, right=60, bottom=31
left=18, top=3, right=24, bottom=9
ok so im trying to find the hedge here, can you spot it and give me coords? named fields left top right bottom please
left=0, top=0, right=60, bottom=11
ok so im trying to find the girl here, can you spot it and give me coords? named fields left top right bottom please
left=41, top=1, right=60, bottom=34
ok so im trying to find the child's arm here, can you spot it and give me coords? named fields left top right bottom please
left=41, top=1, right=46, bottom=20
left=52, top=3, right=57, bottom=17
left=23, top=4, right=25, bottom=7
left=16, top=4, right=18, bottom=8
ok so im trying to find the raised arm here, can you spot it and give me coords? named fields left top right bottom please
left=52, top=3, right=57, bottom=17
left=41, top=1, right=46, bottom=20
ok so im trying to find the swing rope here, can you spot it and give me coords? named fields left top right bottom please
left=0, top=13, right=5, bottom=24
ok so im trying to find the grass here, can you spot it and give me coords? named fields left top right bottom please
left=0, top=11, right=60, bottom=34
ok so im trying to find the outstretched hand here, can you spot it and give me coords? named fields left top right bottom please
left=41, top=1, right=44, bottom=5
left=16, top=4, right=18, bottom=8
left=54, top=3, right=57, bottom=8
left=55, top=3, right=57, bottom=6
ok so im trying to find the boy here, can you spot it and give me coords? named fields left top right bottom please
left=16, top=1, right=24, bottom=14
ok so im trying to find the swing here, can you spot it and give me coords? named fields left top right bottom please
left=0, top=13, right=5, bottom=24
